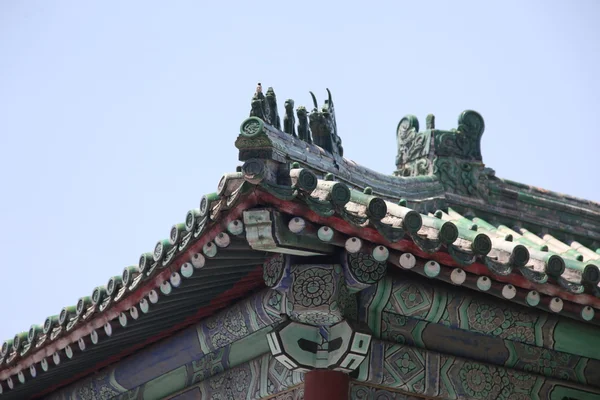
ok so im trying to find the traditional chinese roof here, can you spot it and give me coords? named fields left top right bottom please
left=2, top=84, right=600, bottom=398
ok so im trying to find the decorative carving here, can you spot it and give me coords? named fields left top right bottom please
left=296, top=106, right=312, bottom=144
left=426, top=114, right=435, bottom=130
left=433, top=157, right=491, bottom=198
left=395, top=115, right=430, bottom=169
left=291, top=267, right=336, bottom=308
left=249, top=83, right=272, bottom=123
left=308, top=90, right=343, bottom=157
left=283, top=99, right=297, bottom=137
left=261, top=251, right=387, bottom=326
left=393, top=110, right=493, bottom=198
left=362, top=274, right=600, bottom=387
left=238, top=117, right=268, bottom=143
left=288, top=264, right=345, bottom=325
left=433, top=110, right=485, bottom=160
left=457, top=109, right=485, bottom=158
left=266, top=87, right=281, bottom=130
left=358, top=338, right=600, bottom=400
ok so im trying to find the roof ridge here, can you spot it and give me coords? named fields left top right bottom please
left=236, top=84, right=600, bottom=244
left=499, top=177, right=600, bottom=210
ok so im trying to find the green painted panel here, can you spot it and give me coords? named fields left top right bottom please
left=141, top=365, right=187, bottom=400
left=229, top=326, right=272, bottom=366
left=554, top=320, right=600, bottom=360
left=549, top=385, right=600, bottom=400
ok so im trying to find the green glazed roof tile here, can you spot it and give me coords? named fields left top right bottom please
left=244, top=158, right=600, bottom=305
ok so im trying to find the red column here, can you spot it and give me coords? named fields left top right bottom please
left=304, top=370, right=349, bottom=400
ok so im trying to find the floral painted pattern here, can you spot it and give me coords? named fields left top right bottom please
left=348, top=252, right=387, bottom=284
left=466, top=301, right=535, bottom=344
left=291, top=267, right=335, bottom=308
left=295, top=310, right=341, bottom=326
left=264, top=254, right=285, bottom=287
left=401, top=285, right=425, bottom=310
left=459, top=362, right=509, bottom=399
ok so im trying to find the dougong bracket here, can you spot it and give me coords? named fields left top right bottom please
left=260, top=248, right=386, bottom=327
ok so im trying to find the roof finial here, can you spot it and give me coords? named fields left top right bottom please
left=426, top=114, right=435, bottom=130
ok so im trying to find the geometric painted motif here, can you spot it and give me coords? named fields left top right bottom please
left=350, top=383, right=427, bottom=399
left=171, top=354, right=304, bottom=400
left=267, top=319, right=372, bottom=373
left=46, top=289, right=286, bottom=400
left=383, top=345, right=425, bottom=394
left=360, top=274, right=600, bottom=389
left=363, top=274, right=600, bottom=356
left=358, top=339, right=600, bottom=400
left=376, top=310, right=600, bottom=389
left=190, top=347, right=228, bottom=384
left=390, top=283, right=432, bottom=319
left=268, top=386, right=304, bottom=400
left=198, top=290, right=283, bottom=353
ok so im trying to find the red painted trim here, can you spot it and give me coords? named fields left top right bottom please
left=304, top=370, right=349, bottom=400
left=32, top=266, right=265, bottom=398
left=8, top=184, right=600, bottom=396
left=256, top=190, right=600, bottom=309
left=0, top=193, right=263, bottom=385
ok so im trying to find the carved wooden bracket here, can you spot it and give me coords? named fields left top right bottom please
left=262, top=251, right=387, bottom=326
left=243, top=209, right=335, bottom=256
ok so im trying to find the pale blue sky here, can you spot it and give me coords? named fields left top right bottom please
left=0, top=1, right=598, bottom=340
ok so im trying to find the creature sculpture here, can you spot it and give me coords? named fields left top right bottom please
left=247, top=84, right=343, bottom=157
left=296, top=106, right=312, bottom=144
left=266, top=87, right=281, bottom=130
left=308, top=89, right=343, bottom=157
left=283, top=99, right=297, bottom=137
left=249, top=83, right=273, bottom=124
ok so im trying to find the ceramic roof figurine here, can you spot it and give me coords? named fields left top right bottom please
left=1, top=85, right=600, bottom=400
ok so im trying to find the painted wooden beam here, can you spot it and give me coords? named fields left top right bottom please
left=46, top=289, right=284, bottom=400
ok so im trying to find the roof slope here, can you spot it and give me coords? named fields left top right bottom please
left=1, top=83, right=600, bottom=398
left=0, top=175, right=270, bottom=398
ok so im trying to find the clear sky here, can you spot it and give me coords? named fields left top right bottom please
left=0, top=1, right=598, bottom=341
